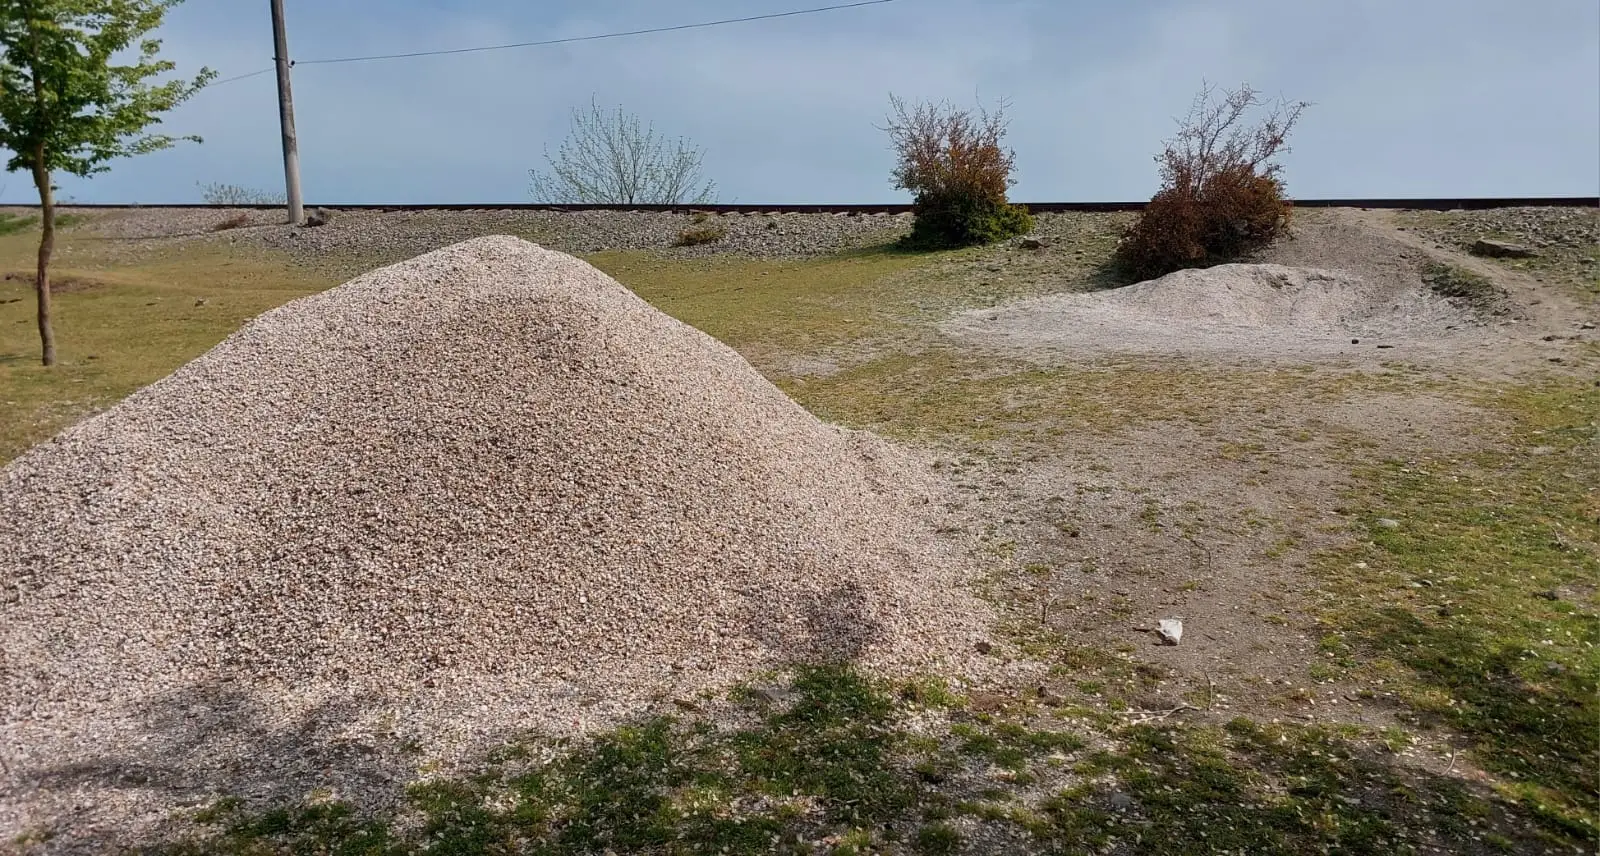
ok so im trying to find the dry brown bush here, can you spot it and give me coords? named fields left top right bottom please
left=883, top=95, right=1033, bottom=248
left=675, top=222, right=726, bottom=246
left=1116, top=83, right=1308, bottom=281
left=212, top=212, right=251, bottom=232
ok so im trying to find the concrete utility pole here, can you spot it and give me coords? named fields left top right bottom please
left=270, top=0, right=304, bottom=224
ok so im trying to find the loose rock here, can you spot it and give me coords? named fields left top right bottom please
left=1470, top=238, right=1535, bottom=259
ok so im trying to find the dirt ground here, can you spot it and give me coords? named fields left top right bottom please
left=2, top=204, right=1595, bottom=853
left=922, top=207, right=1595, bottom=720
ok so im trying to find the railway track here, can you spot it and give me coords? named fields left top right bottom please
left=30, top=196, right=1600, bottom=214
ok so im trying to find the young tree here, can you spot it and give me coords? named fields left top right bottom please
left=0, top=0, right=213, bottom=366
left=529, top=99, right=716, bottom=206
left=882, top=94, right=1032, bottom=249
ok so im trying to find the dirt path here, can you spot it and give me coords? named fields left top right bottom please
left=919, top=206, right=1597, bottom=765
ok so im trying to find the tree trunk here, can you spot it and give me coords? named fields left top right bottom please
left=31, top=154, right=55, bottom=367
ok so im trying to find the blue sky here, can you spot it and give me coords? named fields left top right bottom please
left=10, top=0, right=1599, bottom=204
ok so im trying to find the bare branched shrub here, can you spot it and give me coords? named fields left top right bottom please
left=1115, top=82, right=1309, bottom=280
left=198, top=182, right=285, bottom=206
left=883, top=95, right=1033, bottom=249
left=530, top=99, right=716, bottom=206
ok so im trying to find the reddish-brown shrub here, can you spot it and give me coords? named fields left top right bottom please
left=882, top=95, right=1033, bottom=248
left=1115, top=83, right=1308, bottom=280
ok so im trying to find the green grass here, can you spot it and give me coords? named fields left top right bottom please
left=589, top=240, right=1113, bottom=365
left=1421, top=262, right=1504, bottom=308
left=1317, top=378, right=1600, bottom=843
left=0, top=212, right=37, bottom=236
left=1034, top=719, right=1552, bottom=855
left=158, top=664, right=1570, bottom=856
left=166, top=666, right=929, bottom=855
left=784, top=349, right=1413, bottom=442
left=0, top=210, right=89, bottom=235
left=0, top=240, right=339, bottom=463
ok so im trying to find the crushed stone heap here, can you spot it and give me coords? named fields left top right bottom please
left=0, top=236, right=987, bottom=846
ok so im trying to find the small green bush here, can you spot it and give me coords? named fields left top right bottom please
left=907, top=193, right=1034, bottom=250
left=884, top=95, right=1032, bottom=249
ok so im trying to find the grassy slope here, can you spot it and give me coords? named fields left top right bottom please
left=1, top=218, right=1594, bottom=853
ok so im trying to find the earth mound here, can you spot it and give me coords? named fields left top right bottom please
left=944, top=262, right=1483, bottom=359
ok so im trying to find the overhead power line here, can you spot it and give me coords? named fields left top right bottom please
left=206, top=0, right=897, bottom=88
left=320, top=0, right=898, bottom=65
left=210, top=67, right=274, bottom=87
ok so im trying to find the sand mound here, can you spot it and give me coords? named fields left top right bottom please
left=0, top=236, right=986, bottom=845
left=944, top=263, right=1485, bottom=360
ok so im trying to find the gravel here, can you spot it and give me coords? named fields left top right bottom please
left=68, top=207, right=917, bottom=264
left=1407, top=206, right=1597, bottom=253
left=943, top=262, right=1485, bottom=360
left=0, top=236, right=990, bottom=849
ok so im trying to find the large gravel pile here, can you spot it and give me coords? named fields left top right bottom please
left=944, top=262, right=1485, bottom=360
left=0, top=236, right=987, bottom=847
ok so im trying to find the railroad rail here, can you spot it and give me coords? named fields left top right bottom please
left=23, top=196, right=1600, bottom=213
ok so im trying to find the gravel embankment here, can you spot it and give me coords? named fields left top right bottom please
left=0, top=236, right=991, bottom=850
left=65, top=206, right=918, bottom=263
left=1398, top=206, right=1599, bottom=294
left=1402, top=205, right=1597, bottom=252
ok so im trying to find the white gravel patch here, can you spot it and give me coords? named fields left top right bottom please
left=943, top=263, right=1491, bottom=360
left=0, top=236, right=991, bottom=849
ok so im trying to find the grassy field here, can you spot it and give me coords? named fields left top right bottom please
left=2, top=213, right=1596, bottom=854
left=0, top=222, right=338, bottom=461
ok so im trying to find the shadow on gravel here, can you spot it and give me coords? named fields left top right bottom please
left=17, top=576, right=1587, bottom=854
left=21, top=683, right=410, bottom=845
left=16, top=583, right=893, bottom=851
left=743, top=581, right=886, bottom=666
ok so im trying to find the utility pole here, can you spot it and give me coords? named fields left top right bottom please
left=270, top=0, right=304, bottom=225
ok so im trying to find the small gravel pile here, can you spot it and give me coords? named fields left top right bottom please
left=944, top=263, right=1483, bottom=359
left=0, top=236, right=986, bottom=847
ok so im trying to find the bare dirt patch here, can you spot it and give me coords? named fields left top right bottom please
left=1, top=271, right=110, bottom=293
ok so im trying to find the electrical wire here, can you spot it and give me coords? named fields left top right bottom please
left=207, top=67, right=274, bottom=87
left=198, top=1, right=898, bottom=93
left=295, top=0, right=897, bottom=65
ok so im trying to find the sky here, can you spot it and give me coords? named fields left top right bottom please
left=7, top=0, right=1598, bottom=205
